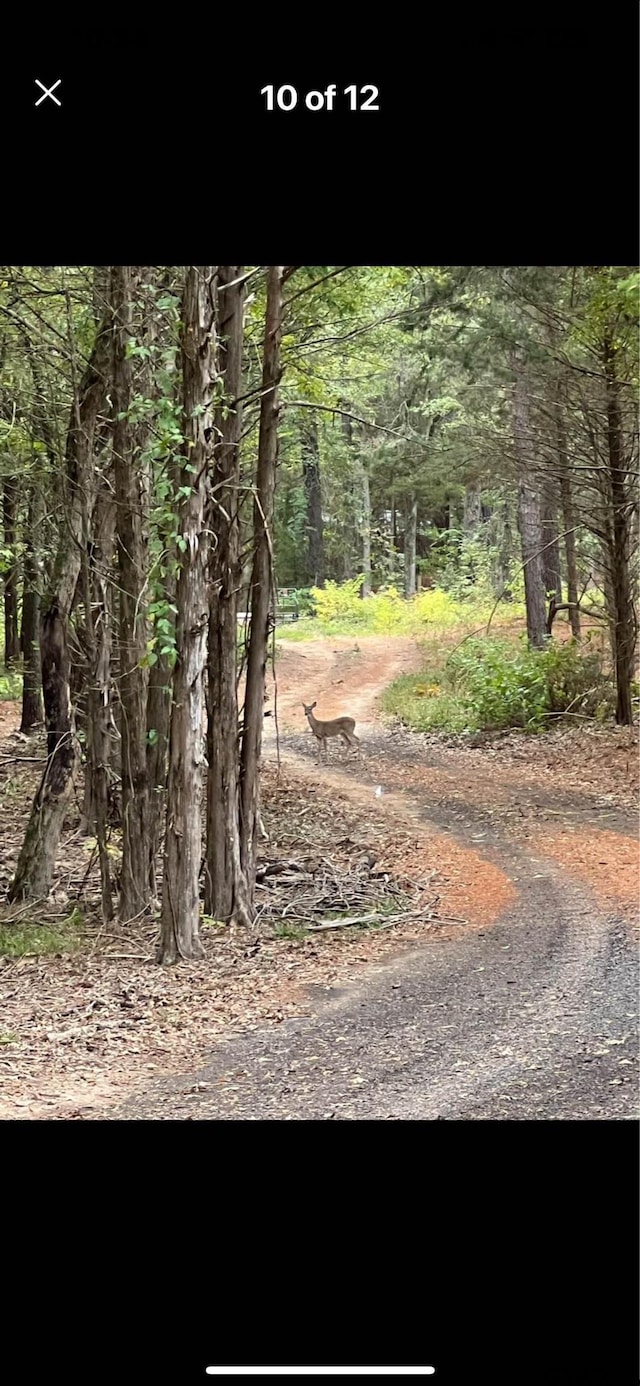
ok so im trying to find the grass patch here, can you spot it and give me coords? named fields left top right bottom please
left=273, top=922, right=308, bottom=940
left=0, top=908, right=85, bottom=958
left=382, top=675, right=471, bottom=733
left=275, top=618, right=319, bottom=642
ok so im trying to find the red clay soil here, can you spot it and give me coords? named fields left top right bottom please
left=528, top=825, right=639, bottom=910
left=275, top=754, right=516, bottom=933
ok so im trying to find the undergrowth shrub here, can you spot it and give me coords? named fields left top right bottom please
left=383, top=636, right=613, bottom=733
left=0, top=669, right=22, bottom=700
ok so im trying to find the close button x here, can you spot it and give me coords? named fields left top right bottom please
left=35, top=79, right=62, bottom=107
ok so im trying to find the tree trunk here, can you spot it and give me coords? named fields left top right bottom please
left=360, top=462, right=372, bottom=597
left=239, top=266, right=283, bottom=895
left=146, top=638, right=174, bottom=900
left=9, top=281, right=112, bottom=903
left=112, top=266, right=151, bottom=922
left=158, top=267, right=218, bottom=963
left=340, top=407, right=360, bottom=585
left=404, top=495, right=417, bottom=598
left=553, top=391, right=581, bottom=638
left=81, top=476, right=115, bottom=921
left=544, top=323, right=580, bottom=637
left=540, top=483, right=562, bottom=606
left=463, top=486, right=482, bottom=535
left=19, top=487, right=43, bottom=731
left=512, top=353, right=547, bottom=648
left=205, top=264, right=252, bottom=928
left=603, top=331, right=636, bottom=725
left=300, top=412, right=325, bottom=587
left=3, top=478, right=20, bottom=666
left=491, top=496, right=515, bottom=598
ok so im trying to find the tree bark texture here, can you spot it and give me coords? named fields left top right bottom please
left=404, top=495, right=418, bottom=598
left=603, top=331, right=636, bottom=724
left=205, top=264, right=252, bottom=928
left=19, top=485, right=43, bottom=731
left=159, top=267, right=218, bottom=962
left=3, top=478, right=20, bottom=666
left=113, top=265, right=151, bottom=921
left=300, top=412, right=325, bottom=587
left=512, top=353, right=547, bottom=648
left=9, top=280, right=112, bottom=902
left=553, top=386, right=581, bottom=638
left=239, top=266, right=283, bottom=894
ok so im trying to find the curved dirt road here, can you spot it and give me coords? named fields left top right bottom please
left=103, top=635, right=639, bottom=1121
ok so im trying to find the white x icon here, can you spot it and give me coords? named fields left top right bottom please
left=35, top=79, right=62, bottom=107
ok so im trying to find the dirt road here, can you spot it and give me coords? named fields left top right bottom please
left=101, top=635, right=639, bottom=1120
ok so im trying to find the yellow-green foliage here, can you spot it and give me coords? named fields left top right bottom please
left=310, top=576, right=367, bottom=626
left=305, top=579, right=496, bottom=637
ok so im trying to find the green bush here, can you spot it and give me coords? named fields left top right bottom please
left=383, top=636, right=614, bottom=734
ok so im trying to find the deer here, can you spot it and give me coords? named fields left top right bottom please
left=302, top=701, right=360, bottom=761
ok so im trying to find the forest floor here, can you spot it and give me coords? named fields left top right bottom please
left=0, top=632, right=638, bottom=1120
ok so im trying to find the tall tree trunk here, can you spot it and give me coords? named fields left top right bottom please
left=146, top=628, right=174, bottom=900
left=3, top=478, right=20, bottom=666
left=19, top=486, right=43, bottom=732
left=205, top=265, right=252, bottom=928
left=491, top=496, right=515, bottom=598
left=359, top=461, right=372, bottom=597
left=540, top=482, right=562, bottom=606
left=512, top=353, right=547, bottom=648
left=340, top=407, right=360, bottom=585
left=113, top=266, right=151, bottom=922
left=463, top=486, right=482, bottom=535
left=603, top=331, right=636, bottom=725
left=159, top=267, right=218, bottom=963
left=404, top=495, right=417, bottom=598
left=81, top=475, right=115, bottom=920
left=9, top=281, right=112, bottom=903
left=553, top=391, right=581, bottom=638
left=545, top=324, right=579, bottom=634
left=300, top=412, right=325, bottom=587
left=239, top=266, right=283, bottom=894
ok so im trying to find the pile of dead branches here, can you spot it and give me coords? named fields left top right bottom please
left=254, top=849, right=445, bottom=932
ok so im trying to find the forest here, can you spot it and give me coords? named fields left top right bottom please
left=0, top=265, right=637, bottom=1121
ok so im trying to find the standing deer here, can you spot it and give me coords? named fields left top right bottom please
left=302, top=701, right=360, bottom=760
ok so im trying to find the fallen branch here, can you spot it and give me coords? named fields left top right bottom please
left=306, top=906, right=434, bottom=933
left=307, top=911, right=383, bottom=932
left=255, top=859, right=308, bottom=881
left=0, top=756, right=46, bottom=766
